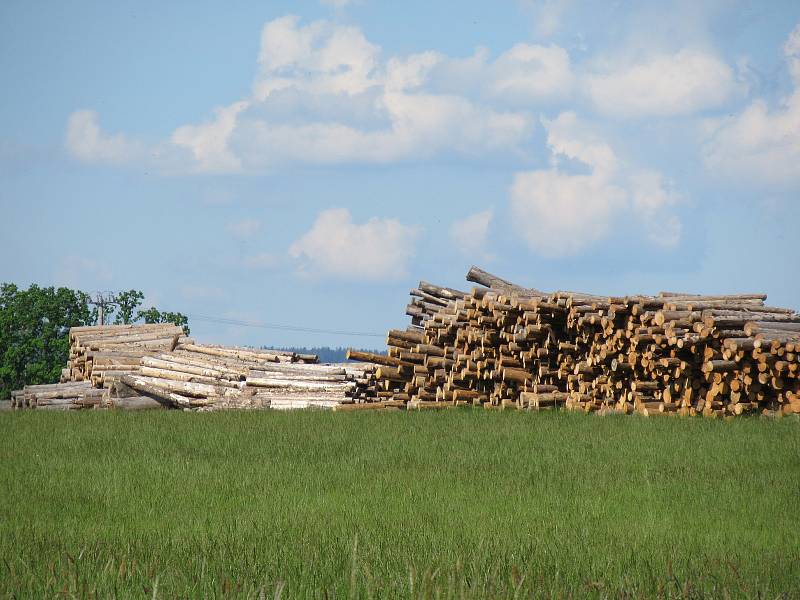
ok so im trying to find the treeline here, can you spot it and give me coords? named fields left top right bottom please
left=264, top=347, right=386, bottom=363
left=0, top=284, right=188, bottom=398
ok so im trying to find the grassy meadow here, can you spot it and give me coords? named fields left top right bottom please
left=1, top=409, right=798, bottom=598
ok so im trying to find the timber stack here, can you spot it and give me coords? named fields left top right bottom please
left=117, top=343, right=369, bottom=411
left=64, top=323, right=190, bottom=385
left=13, top=324, right=373, bottom=411
left=346, top=266, right=800, bottom=417
left=11, top=382, right=104, bottom=410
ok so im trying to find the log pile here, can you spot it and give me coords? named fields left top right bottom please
left=347, top=267, right=800, bottom=417
left=10, top=381, right=104, bottom=410
left=12, top=325, right=373, bottom=411
left=62, top=323, right=190, bottom=384
left=117, top=343, right=369, bottom=411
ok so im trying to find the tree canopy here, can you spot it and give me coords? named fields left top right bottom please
left=0, top=284, right=93, bottom=398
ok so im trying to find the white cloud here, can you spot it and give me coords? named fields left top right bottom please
left=786, top=23, right=800, bottom=84
left=587, top=49, right=735, bottom=117
left=289, top=208, right=420, bottom=281
left=254, top=16, right=379, bottom=99
left=234, top=92, right=532, bottom=168
left=386, top=52, right=443, bottom=92
left=64, top=15, right=562, bottom=174
left=65, top=110, right=144, bottom=164
left=510, top=170, right=627, bottom=257
left=226, top=218, right=262, bottom=239
left=543, top=110, right=617, bottom=174
left=450, top=210, right=494, bottom=258
left=171, top=102, right=248, bottom=173
left=429, top=44, right=574, bottom=105
left=702, top=23, right=800, bottom=185
left=509, top=112, right=680, bottom=256
left=520, top=0, right=571, bottom=37
left=628, top=170, right=682, bottom=247
left=486, top=44, right=574, bottom=104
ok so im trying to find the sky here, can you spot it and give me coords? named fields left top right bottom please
left=1, top=0, right=799, bottom=349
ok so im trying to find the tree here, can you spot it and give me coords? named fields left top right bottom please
left=113, top=290, right=145, bottom=325
left=109, top=290, right=189, bottom=334
left=137, top=307, right=190, bottom=335
left=0, top=284, right=93, bottom=399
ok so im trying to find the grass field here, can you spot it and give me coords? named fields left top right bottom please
left=1, top=410, right=798, bottom=598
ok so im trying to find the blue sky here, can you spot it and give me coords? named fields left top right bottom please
left=1, top=1, right=799, bottom=349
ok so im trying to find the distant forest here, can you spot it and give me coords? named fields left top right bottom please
left=262, top=346, right=386, bottom=363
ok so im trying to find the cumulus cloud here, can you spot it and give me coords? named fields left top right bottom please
left=526, top=0, right=572, bottom=37
left=485, top=44, right=574, bottom=104
left=64, top=15, right=579, bottom=173
left=289, top=208, right=420, bottom=280
left=509, top=112, right=680, bottom=256
left=450, top=210, right=494, bottom=259
left=429, top=44, right=574, bottom=105
left=233, top=16, right=536, bottom=168
left=64, top=13, right=742, bottom=179
left=65, top=110, right=145, bottom=164
left=587, top=49, right=735, bottom=117
left=787, top=24, right=800, bottom=82
left=543, top=110, right=618, bottom=175
left=226, top=218, right=262, bottom=239
left=172, top=102, right=248, bottom=173
left=254, top=16, right=380, bottom=99
left=628, top=170, right=682, bottom=247
left=510, top=170, right=627, bottom=257
left=702, top=23, right=800, bottom=185
left=234, top=92, right=531, bottom=167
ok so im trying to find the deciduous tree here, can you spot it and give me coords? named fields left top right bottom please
left=0, top=284, right=93, bottom=398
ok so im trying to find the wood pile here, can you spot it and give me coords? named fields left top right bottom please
left=347, top=267, right=800, bottom=417
left=62, top=323, right=190, bottom=384
left=10, top=381, right=104, bottom=410
left=117, top=343, right=369, bottom=411
left=12, top=324, right=372, bottom=411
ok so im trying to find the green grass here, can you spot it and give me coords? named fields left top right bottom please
left=1, top=410, right=798, bottom=598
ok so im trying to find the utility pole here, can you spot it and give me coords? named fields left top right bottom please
left=88, top=292, right=118, bottom=326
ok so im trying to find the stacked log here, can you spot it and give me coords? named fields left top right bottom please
left=11, top=382, right=104, bottom=410
left=12, top=323, right=373, bottom=412
left=117, top=342, right=368, bottom=411
left=348, top=267, right=800, bottom=417
left=64, top=324, right=189, bottom=383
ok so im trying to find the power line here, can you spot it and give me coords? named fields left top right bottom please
left=188, top=314, right=385, bottom=338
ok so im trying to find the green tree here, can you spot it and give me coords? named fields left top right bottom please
left=113, top=289, right=145, bottom=324
left=136, top=307, right=190, bottom=335
left=0, top=284, right=93, bottom=399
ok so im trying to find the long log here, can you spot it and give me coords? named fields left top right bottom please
left=139, top=366, right=245, bottom=389
left=246, top=377, right=352, bottom=391
left=179, top=343, right=281, bottom=364
left=141, top=356, right=237, bottom=380
left=120, top=375, right=209, bottom=408
left=346, top=350, right=406, bottom=367
left=108, top=396, right=165, bottom=410
left=120, top=374, right=230, bottom=400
